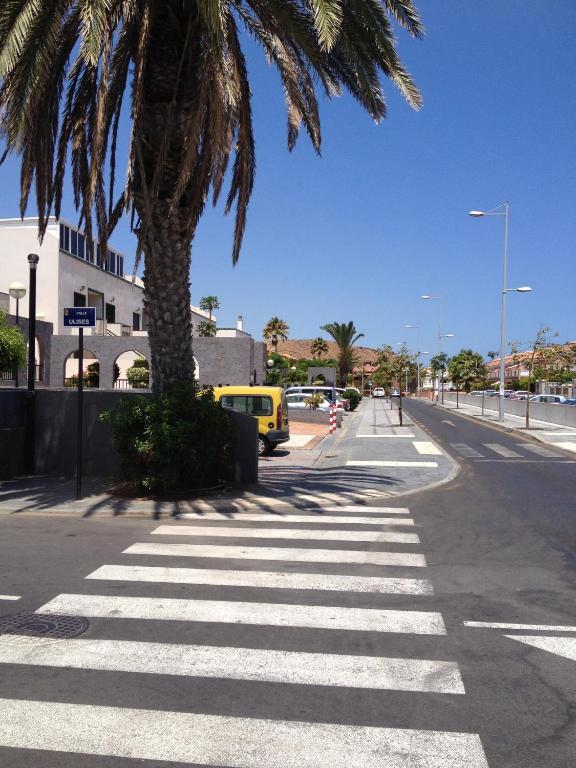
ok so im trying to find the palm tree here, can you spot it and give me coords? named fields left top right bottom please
left=0, top=2, right=423, bottom=393
left=199, top=296, right=220, bottom=323
left=310, top=337, right=329, bottom=358
left=263, top=317, right=289, bottom=354
left=321, top=321, right=364, bottom=384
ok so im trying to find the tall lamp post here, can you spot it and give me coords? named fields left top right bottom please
left=469, top=203, right=532, bottom=421
left=8, top=282, right=26, bottom=388
left=405, top=325, right=421, bottom=399
left=438, top=334, right=455, bottom=404
left=25, top=253, right=39, bottom=475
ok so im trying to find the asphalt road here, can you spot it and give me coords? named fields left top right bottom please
left=0, top=398, right=575, bottom=767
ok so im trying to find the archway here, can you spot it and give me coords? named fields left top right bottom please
left=114, top=350, right=150, bottom=389
left=63, top=349, right=100, bottom=388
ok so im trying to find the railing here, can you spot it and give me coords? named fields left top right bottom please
left=0, top=364, right=43, bottom=383
left=114, top=378, right=150, bottom=389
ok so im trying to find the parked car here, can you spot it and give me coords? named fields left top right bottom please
left=214, top=386, right=290, bottom=457
left=286, top=393, right=331, bottom=412
left=564, top=398, right=576, bottom=406
left=285, top=386, right=346, bottom=412
left=372, top=387, right=385, bottom=398
left=511, top=391, right=531, bottom=400
left=529, top=394, right=567, bottom=404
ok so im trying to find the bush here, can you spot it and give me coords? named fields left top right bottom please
left=100, top=382, right=233, bottom=494
left=0, top=310, right=26, bottom=372
left=343, top=388, right=361, bottom=411
left=304, top=392, right=325, bottom=409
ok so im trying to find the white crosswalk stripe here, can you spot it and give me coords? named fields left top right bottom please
left=151, top=525, right=420, bottom=543
left=519, top=443, right=562, bottom=457
left=178, top=513, right=416, bottom=526
left=0, top=635, right=464, bottom=693
left=0, top=698, right=489, bottom=767
left=86, top=564, right=434, bottom=594
left=450, top=443, right=484, bottom=458
left=483, top=443, right=522, bottom=458
left=0, top=497, right=489, bottom=767
left=36, top=593, right=446, bottom=633
left=412, top=441, right=443, bottom=456
left=123, top=542, right=427, bottom=567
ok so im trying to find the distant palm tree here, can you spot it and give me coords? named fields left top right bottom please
left=199, top=296, right=220, bottom=323
left=0, top=2, right=423, bottom=392
left=263, top=317, right=289, bottom=354
left=310, top=337, right=329, bottom=358
left=321, top=322, right=364, bottom=384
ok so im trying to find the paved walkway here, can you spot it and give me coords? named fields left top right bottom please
left=0, top=399, right=458, bottom=518
left=431, top=398, right=576, bottom=454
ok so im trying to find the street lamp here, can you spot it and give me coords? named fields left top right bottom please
left=25, top=253, right=39, bottom=475
left=469, top=202, right=532, bottom=421
left=405, top=325, right=421, bottom=399
left=9, top=282, right=26, bottom=388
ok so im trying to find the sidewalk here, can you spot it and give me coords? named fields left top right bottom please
left=0, top=399, right=458, bottom=519
left=433, top=397, right=576, bottom=454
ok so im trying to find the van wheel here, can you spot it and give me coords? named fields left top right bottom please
left=258, top=435, right=270, bottom=456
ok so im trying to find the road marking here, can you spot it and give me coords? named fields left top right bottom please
left=449, top=443, right=484, bottom=458
left=356, top=434, right=415, bottom=438
left=347, top=460, right=438, bottom=468
left=442, top=420, right=457, bottom=426
left=465, top=621, right=576, bottom=632
left=177, top=513, right=416, bottom=526
left=0, top=698, right=489, bottom=767
left=552, top=441, right=576, bottom=453
left=412, top=441, right=443, bottom=456
left=37, top=594, right=447, bottom=634
left=519, top=443, right=561, bottom=457
left=86, top=565, right=434, bottom=594
left=506, top=635, right=576, bottom=662
left=0, top=636, right=463, bottom=693
left=483, top=443, right=522, bottom=458
left=305, top=506, right=411, bottom=514
left=123, top=543, right=427, bottom=567
left=544, top=431, right=576, bottom=436
left=151, top=526, right=419, bottom=543
left=0, top=595, right=21, bottom=601
left=475, top=459, right=574, bottom=464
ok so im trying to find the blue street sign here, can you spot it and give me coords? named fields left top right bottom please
left=63, top=307, right=96, bottom=328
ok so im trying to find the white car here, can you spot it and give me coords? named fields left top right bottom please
left=529, top=394, right=567, bottom=404
left=372, top=387, right=385, bottom=398
left=286, top=393, right=332, bottom=411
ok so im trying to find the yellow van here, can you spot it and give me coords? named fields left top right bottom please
left=214, top=386, right=290, bottom=456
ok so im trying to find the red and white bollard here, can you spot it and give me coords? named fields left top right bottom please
left=329, top=404, right=337, bottom=433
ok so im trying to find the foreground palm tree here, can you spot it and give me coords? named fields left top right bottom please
left=321, top=321, right=364, bottom=384
left=0, top=1, right=423, bottom=393
left=263, top=317, right=289, bottom=354
left=310, top=337, right=329, bottom=358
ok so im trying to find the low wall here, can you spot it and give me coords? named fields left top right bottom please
left=442, top=393, right=576, bottom=428
left=288, top=408, right=343, bottom=427
left=0, top=390, right=258, bottom=483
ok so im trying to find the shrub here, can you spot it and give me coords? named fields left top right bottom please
left=127, top=356, right=150, bottom=388
left=343, top=388, right=361, bottom=411
left=100, top=382, right=233, bottom=494
left=304, top=392, right=325, bottom=409
left=0, top=310, right=26, bottom=372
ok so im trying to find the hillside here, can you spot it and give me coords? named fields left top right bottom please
left=271, top=339, right=379, bottom=366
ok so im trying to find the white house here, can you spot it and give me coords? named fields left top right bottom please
left=0, top=217, right=214, bottom=336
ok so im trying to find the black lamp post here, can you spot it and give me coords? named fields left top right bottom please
left=25, top=253, right=39, bottom=474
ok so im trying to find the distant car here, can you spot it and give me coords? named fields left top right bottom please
left=372, top=387, right=385, bottom=398
left=469, top=390, right=484, bottom=396
left=511, top=391, right=531, bottom=400
left=564, top=398, right=576, bottom=406
left=391, top=388, right=400, bottom=397
left=286, top=393, right=332, bottom=412
left=529, top=394, right=567, bottom=404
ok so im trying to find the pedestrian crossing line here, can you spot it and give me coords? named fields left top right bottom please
left=0, top=595, right=21, bottom=601
left=347, top=460, right=439, bottom=468
left=355, top=434, right=416, bottom=438
left=483, top=443, right=522, bottom=458
left=86, top=565, right=434, bottom=595
left=518, top=443, right=561, bottom=457
left=449, top=443, right=484, bottom=458
left=151, top=526, right=420, bottom=544
left=412, top=441, right=443, bottom=456
left=0, top=698, right=489, bottom=767
left=0, top=635, right=464, bottom=693
left=177, top=513, right=416, bottom=526
left=319, top=506, right=411, bottom=514
left=36, top=594, right=447, bottom=634
left=552, top=441, right=576, bottom=453
left=123, top=543, right=427, bottom=568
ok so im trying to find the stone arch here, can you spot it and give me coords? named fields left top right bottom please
left=114, top=349, right=151, bottom=389
left=63, top=348, right=100, bottom=388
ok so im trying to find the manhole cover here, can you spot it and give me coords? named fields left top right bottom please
left=0, top=613, right=89, bottom=639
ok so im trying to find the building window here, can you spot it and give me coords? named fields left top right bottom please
left=117, top=255, right=124, bottom=277
left=105, top=302, right=116, bottom=324
left=96, top=246, right=102, bottom=268
left=71, top=229, right=78, bottom=256
left=133, top=312, right=141, bottom=331
left=108, top=251, right=116, bottom=274
left=64, top=226, right=70, bottom=253
left=73, top=291, right=86, bottom=307
left=78, top=234, right=85, bottom=260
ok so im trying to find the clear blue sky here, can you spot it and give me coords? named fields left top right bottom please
left=1, top=0, right=574, bottom=363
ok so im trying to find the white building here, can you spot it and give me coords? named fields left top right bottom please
left=0, top=217, right=213, bottom=336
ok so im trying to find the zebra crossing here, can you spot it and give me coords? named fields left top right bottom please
left=450, top=441, right=570, bottom=461
left=0, top=504, right=490, bottom=767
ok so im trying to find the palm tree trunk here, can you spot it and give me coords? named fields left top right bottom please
left=140, top=205, right=195, bottom=393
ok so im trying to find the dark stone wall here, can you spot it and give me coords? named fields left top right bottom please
left=0, top=390, right=27, bottom=479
